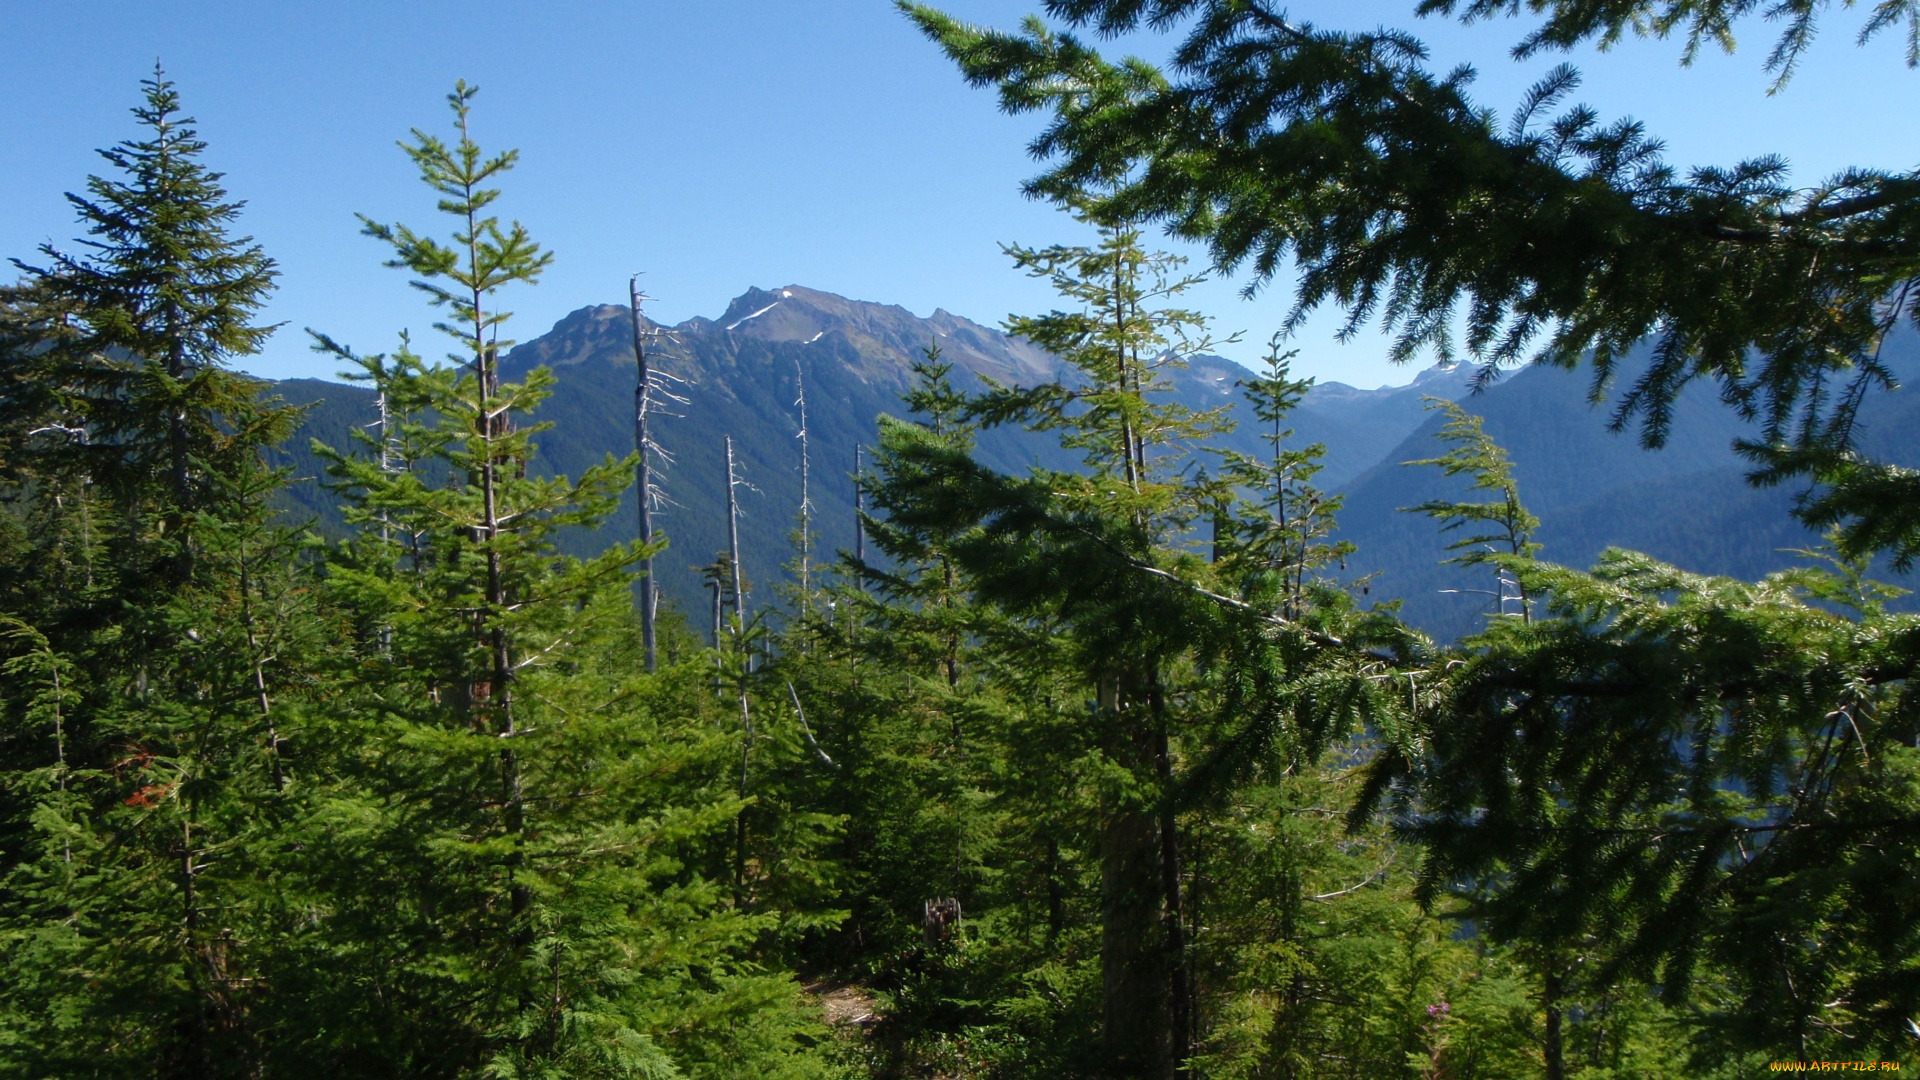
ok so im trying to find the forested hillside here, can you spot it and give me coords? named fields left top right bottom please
left=5, top=5, right=1920, bottom=1077
left=274, top=298, right=1920, bottom=640
left=271, top=286, right=1481, bottom=623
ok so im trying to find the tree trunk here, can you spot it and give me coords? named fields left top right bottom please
left=1100, top=675, right=1174, bottom=1080
left=1543, top=965, right=1566, bottom=1080
left=795, top=357, right=811, bottom=614
left=853, top=444, right=866, bottom=571
left=165, top=308, right=192, bottom=583
left=725, top=437, right=753, bottom=896
left=726, top=436, right=745, bottom=632
left=630, top=278, right=657, bottom=672
left=1150, top=672, right=1192, bottom=1078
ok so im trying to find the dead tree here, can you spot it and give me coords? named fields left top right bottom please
left=625, top=277, right=689, bottom=672
left=793, top=357, right=814, bottom=615
left=629, top=277, right=658, bottom=672
left=725, top=436, right=747, bottom=640
left=725, top=435, right=755, bottom=894
left=853, top=443, right=866, bottom=573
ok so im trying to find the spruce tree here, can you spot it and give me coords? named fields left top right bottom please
left=302, top=83, right=838, bottom=1079
left=0, top=71, right=322, bottom=1079
left=1350, top=418, right=1920, bottom=1063
left=903, top=0, right=1920, bottom=572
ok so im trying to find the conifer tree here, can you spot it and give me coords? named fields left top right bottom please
left=863, top=218, right=1291, bottom=1078
left=0, top=71, right=317, bottom=1080
left=798, top=346, right=1004, bottom=970
left=904, top=0, right=1920, bottom=576
left=1351, top=416, right=1920, bottom=1064
left=1403, top=398, right=1542, bottom=621
left=17, top=65, right=278, bottom=584
left=1214, top=336, right=1354, bottom=622
left=303, top=83, right=835, bottom=1078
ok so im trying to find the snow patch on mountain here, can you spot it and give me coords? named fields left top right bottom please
left=725, top=302, right=781, bottom=331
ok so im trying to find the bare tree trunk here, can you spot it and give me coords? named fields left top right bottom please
left=726, top=436, right=746, bottom=634
left=726, top=437, right=753, bottom=895
left=238, top=558, right=282, bottom=791
left=630, top=277, right=657, bottom=672
left=794, top=358, right=811, bottom=614
left=375, top=379, right=396, bottom=653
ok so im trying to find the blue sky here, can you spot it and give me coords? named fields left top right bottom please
left=2, top=1, right=1912, bottom=388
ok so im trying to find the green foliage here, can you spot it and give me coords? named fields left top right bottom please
left=292, top=83, right=839, bottom=1079
left=1403, top=399, right=1542, bottom=565
left=0, top=70, right=313, bottom=1079
left=901, top=0, right=1920, bottom=573
left=1400, top=397, right=1541, bottom=622
left=1363, top=544, right=1920, bottom=1062
left=1414, top=0, right=1920, bottom=84
left=17, top=66, right=279, bottom=533
left=1214, top=336, right=1355, bottom=621
left=8, top=50, right=1916, bottom=1080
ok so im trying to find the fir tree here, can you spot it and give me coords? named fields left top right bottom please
left=1214, top=336, right=1355, bottom=622
left=303, top=83, right=836, bottom=1078
left=902, top=0, right=1920, bottom=578
left=0, top=71, right=315, bottom=1079
left=1361, top=420, right=1920, bottom=1063
left=1402, top=397, right=1542, bottom=622
left=16, top=65, right=278, bottom=584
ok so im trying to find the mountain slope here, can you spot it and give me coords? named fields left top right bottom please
left=276, top=285, right=1467, bottom=623
left=269, top=284, right=1919, bottom=639
left=1332, top=337, right=1920, bottom=640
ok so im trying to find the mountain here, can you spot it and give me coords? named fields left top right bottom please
left=271, top=285, right=1465, bottom=624
left=266, top=284, right=1920, bottom=639
left=1284, top=362, right=1476, bottom=487
left=1331, top=334, right=1920, bottom=639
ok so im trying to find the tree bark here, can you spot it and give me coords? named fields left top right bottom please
left=1150, top=672, right=1192, bottom=1078
left=1544, top=965, right=1566, bottom=1080
left=1100, top=675, right=1175, bottom=1080
left=630, top=278, right=657, bottom=672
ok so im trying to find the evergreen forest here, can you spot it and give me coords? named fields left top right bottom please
left=3, top=1, right=1919, bottom=1077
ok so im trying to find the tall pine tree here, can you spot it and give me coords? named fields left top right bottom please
left=0, top=69, right=316, bottom=1079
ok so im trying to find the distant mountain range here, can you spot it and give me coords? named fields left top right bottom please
left=269, top=285, right=1920, bottom=638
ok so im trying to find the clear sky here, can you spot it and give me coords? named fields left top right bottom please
left=2, top=1, right=1912, bottom=389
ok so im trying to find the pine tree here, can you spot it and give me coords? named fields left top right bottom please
left=903, top=0, right=1920, bottom=578
left=1214, top=336, right=1355, bottom=622
left=0, top=71, right=318, bottom=1079
left=1353, top=418, right=1920, bottom=1063
left=302, top=83, right=837, bottom=1078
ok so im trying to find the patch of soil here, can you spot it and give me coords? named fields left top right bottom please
left=803, top=980, right=881, bottom=1029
